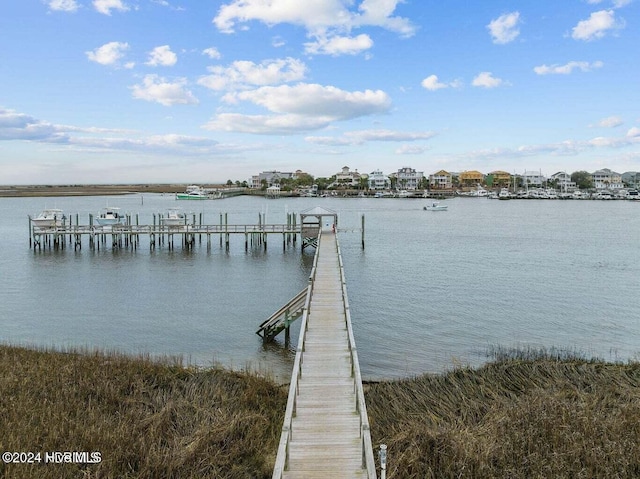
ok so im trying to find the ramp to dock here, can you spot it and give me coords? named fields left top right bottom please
left=272, top=230, right=376, bottom=479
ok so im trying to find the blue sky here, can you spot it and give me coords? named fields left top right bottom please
left=1, top=0, right=638, bottom=184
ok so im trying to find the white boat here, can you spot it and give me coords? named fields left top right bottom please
left=176, top=185, right=209, bottom=200
left=627, top=190, right=639, bottom=201
left=498, top=188, right=511, bottom=200
left=96, top=207, right=126, bottom=226
left=467, top=187, right=488, bottom=197
left=424, top=201, right=448, bottom=211
left=161, top=208, right=187, bottom=227
left=32, top=208, right=65, bottom=228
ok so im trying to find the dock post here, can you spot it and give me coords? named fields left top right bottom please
left=361, top=214, right=365, bottom=249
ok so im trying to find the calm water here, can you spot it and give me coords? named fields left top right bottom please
left=1, top=194, right=638, bottom=380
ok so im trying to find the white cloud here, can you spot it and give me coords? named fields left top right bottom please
left=396, top=144, right=427, bottom=155
left=93, top=0, right=129, bottom=15
left=198, top=58, right=307, bottom=91
left=131, top=75, right=198, bottom=106
left=86, top=41, right=130, bottom=66
left=0, top=108, right=67, bottom=142
left=307, top=129, right=436, bottom=146
left=146, top=45, right=178, bottom=67
left=202, top=47, right=222, bottom=59
left=420, top=74, right=461, bottom=91
left=472, top=72, right=505, bottom=88
left=225, top=84, right=390, bottom=118
left=213, top=0, right=416, bottom=50
left=487, top=12, right=521, bottom=44
left=586, top=0, right=633, bottom=7
left=626, top=126, right=640, bottom=138
left=571, top=10, right=623, bottom=41
left=47, top=0, right=80, bottom=12
left=533, top=60, right=604, bottom=75
left=597, top=116, right=623, bottom=128
left=205, top=83, right=391, bottom=134
left=304, top=34, right=373, bottom=56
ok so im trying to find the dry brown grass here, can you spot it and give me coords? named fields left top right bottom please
left=3, top=345, right=640, bottom=478
left=365, top=354, right=640, bottom=478
left=0, top=346, right=286, bottom=478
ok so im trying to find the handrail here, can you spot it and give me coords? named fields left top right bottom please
left=256, top=288, right=308, bottom=336
left=336, top=236, right=377, bottom=478
left=272, top=229, right=322, bottom=479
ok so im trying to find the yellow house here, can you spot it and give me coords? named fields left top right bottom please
left=459, top=170, right=484, bottom=186
left=487, top=170, right=511, bottom=187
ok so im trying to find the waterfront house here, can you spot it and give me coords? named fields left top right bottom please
left=550, top=172, right=577, bottom=192
left=459, top=170, right=485, bottom=186
left=522, top=171, right=546, bottom=187
left=429, top=170, right=453, bottom=189
left=394, top=167, right=424, bottom=190
left=592, top=168, right=624, bottom=190
left=251, top=170, right=295, bottom=189
left=368, top=170, right=391, bottom=190
left=486, top=170, right=511, bottom=188
left=332, top=166, right=362, bottom=188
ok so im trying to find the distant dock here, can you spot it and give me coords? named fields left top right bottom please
left=28, top=207, right=364, bottom=252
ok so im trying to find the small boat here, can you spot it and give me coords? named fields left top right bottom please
left=161, top=208, right=186, bottom=227
left=32, top=208, right=65, bottom=228
left=176, top=185, right=209, bottom=200
left=424, top=201, right=448, bottom=211
left=498, top=188, right=511, bottom=200
left=96, top=207, right=126, bottom=226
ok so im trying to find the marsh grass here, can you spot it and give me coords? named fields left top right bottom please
left=0, top=346, right=286, bottom=478
left=365, top=351, right=640, bottom=478
left=3, top=345, right=640, bottom=478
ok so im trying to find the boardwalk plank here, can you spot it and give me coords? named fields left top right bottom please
left=278, top=232, right=372, bottom=478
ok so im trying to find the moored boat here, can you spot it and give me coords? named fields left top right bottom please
left=176, top=185, right=209, bottom=200
left=161, top=208, right=187, bottom=226
left=96, top=207, right=126, bottom=226
left=32, top=208, right=65, bottom=228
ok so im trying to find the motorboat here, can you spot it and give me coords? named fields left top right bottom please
left=96, top=207, right=126, bottom=226
left=31, top=208, right=65, bottom=228
left=498, top=188, right=511, bottom=200
left=176, top=185, right=209, bottom=200
left=161, top=208, right=187, bottom=227
left=424, top=201, right=448, bottom=211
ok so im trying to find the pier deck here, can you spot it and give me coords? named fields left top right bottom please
left=273, top=231, right=376, bottom=479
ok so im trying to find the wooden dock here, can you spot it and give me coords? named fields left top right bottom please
left=272, top=229, right=376, bottom=478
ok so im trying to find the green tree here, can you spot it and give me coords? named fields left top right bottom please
left=571, top=171, right=593, bottom=190
left=294, top=173, right=314, bottom=187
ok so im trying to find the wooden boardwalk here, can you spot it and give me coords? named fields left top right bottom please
left=273, top=230, right=376, bottom=479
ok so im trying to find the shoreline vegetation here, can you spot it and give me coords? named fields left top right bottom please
left=1, top=345, right=639, bottom=478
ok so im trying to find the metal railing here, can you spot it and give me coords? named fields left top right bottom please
left=336, top=236, right=377, bottom=478
left=271, top=229, right=321, bottom=478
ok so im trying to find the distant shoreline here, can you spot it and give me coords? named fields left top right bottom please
left=0, top=184, right=222, bottom=198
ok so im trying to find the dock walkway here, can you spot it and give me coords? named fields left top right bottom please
left=272, top=230, right=376, bottom=479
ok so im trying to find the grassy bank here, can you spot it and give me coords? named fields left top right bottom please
left=366, top=354, right=640, bottom=478
left=0, top=346, right=286, bottom=479
left=2, top=345, right=640, bottom=478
